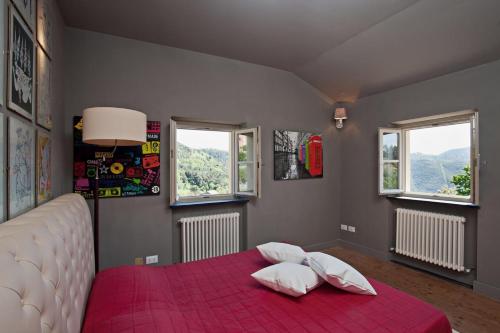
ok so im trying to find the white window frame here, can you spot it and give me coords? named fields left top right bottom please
left=170, top=118, right=261, bottom=204
left=378, top=128, right=403, bottom=195
left=234, top=127, right=261, bottom=197
left=379, top=110, right=479, bottom=204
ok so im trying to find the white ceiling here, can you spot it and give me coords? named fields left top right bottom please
left=57, top=0, right=500, bottom=101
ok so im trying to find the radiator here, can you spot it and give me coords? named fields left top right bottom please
left=395, top=208, right=466, bottom=272
left=180, top=212, right=240, bottom=263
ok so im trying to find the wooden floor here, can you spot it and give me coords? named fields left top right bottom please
left=324, top=246, right=500, bottom=333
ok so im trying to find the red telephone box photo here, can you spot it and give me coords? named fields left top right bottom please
left=273, top=130, right=323, bottom=180
left=308, top=135, right=323, bottom=177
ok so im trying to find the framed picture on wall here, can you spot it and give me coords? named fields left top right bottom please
left=8, top=117, right=35, bottom=218
left=37, top=47, right=52, bottom=129
left=36, top=130, right=51, bottom=204
left=273, top=130, right=323, bottom=180
left=37, top=0, right=53, bottom=57
left=73, top=117, right=161, bottom=199
left=8, top=7, right=36, bottom=120
left=11, top=0, right=35, bottom=31
left=0, top=114, right=5, bottom=222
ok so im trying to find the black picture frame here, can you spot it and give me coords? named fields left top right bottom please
left=273, top=129, right=324, bottom=180
left=8, top=7, right=35, bottom=120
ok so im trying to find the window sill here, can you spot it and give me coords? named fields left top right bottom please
left=170, top=196, right=250, bottom=208
left=387, top=195, right=479, bottom=208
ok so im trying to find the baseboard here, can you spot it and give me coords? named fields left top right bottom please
left=473, top=280, right=500, bottom=302
left=336, top=239, right=390, bottom=260
left=303, top=239, right=340, bottom=252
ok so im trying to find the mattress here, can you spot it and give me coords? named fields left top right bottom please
left=83, top=249, right=451, bottom=332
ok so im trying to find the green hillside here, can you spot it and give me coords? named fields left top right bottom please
left=176, top=143, right=230, bottom=197
left=410, top=147, right=469, bottom=193
left=176, top=143, right=469, bottom=197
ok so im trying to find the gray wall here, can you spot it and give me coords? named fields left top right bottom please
left=1, top=0, right=66, bottom=220
left=339, top=59, right=500, bottom=298
left=63, top=28, right=341, bottom=270
left=62, top=23, right=500, bottom=300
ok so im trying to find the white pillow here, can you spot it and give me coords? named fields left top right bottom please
left=251, top=262, right=323, bottom=297
left=256, top=242, right=306, bottom=264
left=306, top=252, right=377, bottom=295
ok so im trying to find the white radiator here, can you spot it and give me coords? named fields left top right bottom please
left=395, top=208, right=466, bottom=272
left=180, top=212, right=240, bottom=263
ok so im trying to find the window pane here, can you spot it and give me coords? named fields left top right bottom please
left=176, top=129, right=231, bottom=197
left=238, top=132, right=254, bottom=162
left=383, top=133, right=399, bottom=160
left=408, top=123, right=471, bottom=197
left=238, top=163, right=254, bottom=192
left=383, top=162, right=399, bottom=190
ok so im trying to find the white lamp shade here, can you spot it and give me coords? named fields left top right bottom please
left=82, top=107, right=147, bottom=146
left=334, top=107, right=347, bottom=120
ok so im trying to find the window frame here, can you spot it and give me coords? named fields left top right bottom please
left=170, top=118, right=261, bottom=204
left=378, top=128, right=404, bottom=195
left=379, top=110, right=479, bottom=204
left=234, top=128, right=261, bottom=197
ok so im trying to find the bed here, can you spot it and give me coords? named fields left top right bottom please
left=83, top=249, right=451, bottom=333
left=0, top=194, right=451, bottom=333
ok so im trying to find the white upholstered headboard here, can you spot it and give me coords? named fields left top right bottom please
left=0, top=194, right=95, bottom=333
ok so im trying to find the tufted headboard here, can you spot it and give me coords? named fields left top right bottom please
left=0, top=194, right=95, bottom=333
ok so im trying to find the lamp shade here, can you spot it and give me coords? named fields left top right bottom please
left=334, top=107, right=347, bottom=120
left=82, top=107, right=147, bottom=146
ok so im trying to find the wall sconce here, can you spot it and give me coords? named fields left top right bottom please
left=334, top=107, right=347, bottom=129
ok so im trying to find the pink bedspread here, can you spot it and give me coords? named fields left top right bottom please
left=83, top=249, right=451, bottom=333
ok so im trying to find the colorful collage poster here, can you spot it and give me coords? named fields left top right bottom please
left=73, top=116, right=161, bottom=198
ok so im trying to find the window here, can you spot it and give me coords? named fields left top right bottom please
left=380, top=129, right=402, bottom=194
left=379, top=110, right=479, bottom=204
left=170, top=119, right=260, bottom=204
left=235, top=129, right=258, bottom=195
left=176, top=128, right=232, bottom=198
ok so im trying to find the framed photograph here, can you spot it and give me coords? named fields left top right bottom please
left=0, top=114, right=5, bottom=222
left=273, top=130, right=323, bottom=180
left=8, top=7, right=36, bottom=120
left=11, top=0, right=35, bottom=31
left=37, top=0, right=53, bottom=57
left=36, top=130, right=51, bottom=204
left=8, top=117, right=35, bottom=218
left=37, top=47, right=52, bottom=129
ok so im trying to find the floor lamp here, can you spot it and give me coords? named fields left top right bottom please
left=82, top=107, right=147, bottom=272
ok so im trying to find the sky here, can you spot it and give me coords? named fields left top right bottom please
left=178, top=124, right=469, bottom=154
left=177, top=129, right=230, bottom=150
left=409, top=123, right=470, bottom=155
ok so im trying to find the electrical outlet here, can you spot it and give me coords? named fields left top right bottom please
left=341, top=224, right=348, bottom=231
left=146, top=255, right=159, bottom=265
left=348, top=226, right=356, bottom=233
left=134, top=257, right=144, bottom=265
